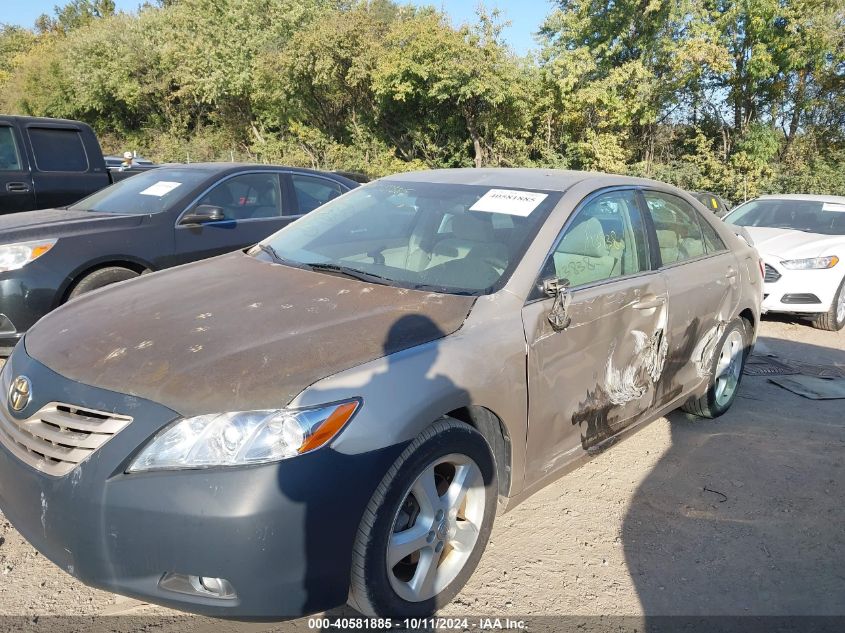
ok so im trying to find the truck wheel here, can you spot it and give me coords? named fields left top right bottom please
left=67, top=266, right=139, bottom=301
left=682, top=319, right=749, bottom=419
left=810, top=277, right=845, bottom=332
left=349, top=419, right=497, bottom=617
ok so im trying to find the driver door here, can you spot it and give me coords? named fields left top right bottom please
left=174, top=172, right=288, bottom=265
left=521, top=188, right=669, bottom=485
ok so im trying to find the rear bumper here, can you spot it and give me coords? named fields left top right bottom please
left=0, top=344, right=402, bottom=618
left=760, top=258, right=843, bottom=315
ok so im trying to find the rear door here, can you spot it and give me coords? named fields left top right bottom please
left=173, top=171, right=288, bottom=264
left=24, top=124, right=110, bottom=208
left=521, top=188, right=669, bottom=484
left=640, top=189, right=741, bottom=407
left=0, top=122, right=35, bottom=213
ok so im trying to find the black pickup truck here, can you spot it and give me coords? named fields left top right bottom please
left=0, top=115, right=154, bottom=214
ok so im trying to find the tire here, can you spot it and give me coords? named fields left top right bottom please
left=810, top=277, right=845, bottom=332
left=67, top=266, right=139, bottom=301
left=349, top=418, right=497, bottom=617
left=682, top=319, right=749, bottom=419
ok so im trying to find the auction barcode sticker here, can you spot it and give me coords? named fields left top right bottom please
left=139, top=181, right=182, bottom=197
left=470, top=189, right=548, bottom=217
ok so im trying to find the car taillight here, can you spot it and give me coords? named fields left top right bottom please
left=758, top=259, right=765, bottom=278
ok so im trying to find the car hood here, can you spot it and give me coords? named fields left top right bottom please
left=0, top=208, right=143, bottom=243
left=25, top=252, right=476, bottom=416
left=743, top=226, right=845, bottom=259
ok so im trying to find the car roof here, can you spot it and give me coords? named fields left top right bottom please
left=0, top=115, right=94, bottom=127
left=756, top=193, right=845, bottom=204
left=150, top=163, right=359, bottom=186
left=379, top=168, right=680, bottom=193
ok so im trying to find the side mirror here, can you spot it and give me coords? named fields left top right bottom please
left=541, top=276, right=572, bottom=332
left=542, top=276, right=570, bottom=298
left=180, top=205, right=225, bottom=226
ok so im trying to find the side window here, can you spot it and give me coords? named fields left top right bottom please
left=698, top=215, right=727, bottom=253
left=644, top=191, right=706, bottom=265
left=544, top=190, right=649, bottom=288
left=0, top=127, right=22, bottom=171
left=27, top=128, right=88, bottom=172
left=291, top=175, right=343, bottom=215
left=194, top=173, right=282, bottom=221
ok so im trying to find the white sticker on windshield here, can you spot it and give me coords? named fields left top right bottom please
left=469, top=189, right=548, bottom=217
left=139, top=181, right=182, bottom=197
left=822, top=202, right=845, bottom=212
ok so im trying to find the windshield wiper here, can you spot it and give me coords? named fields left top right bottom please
left=303, top=262, right=394, bottom=285
left=410, top=283, right=476, bottom=296
left=257, top=244, right=314, bottom=270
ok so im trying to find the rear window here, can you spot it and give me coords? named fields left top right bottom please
left=28, top=127, right=89, bottom=172
left=68, top=169, right=210, bottom=215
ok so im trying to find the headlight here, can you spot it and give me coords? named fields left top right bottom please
left=0, top=239, right=57, bottom=272
left=127, top=399, right=360, bottom=472
left=780, top=255, right=839, bottom=270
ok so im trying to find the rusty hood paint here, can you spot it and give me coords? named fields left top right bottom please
left=24, top=252, right=476, bottom=416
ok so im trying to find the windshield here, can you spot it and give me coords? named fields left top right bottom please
left=68, top=169, right=209, bottom=214
left=726, top=199, right=845, bottom=236
left=253, top=181, right=561, bottom=294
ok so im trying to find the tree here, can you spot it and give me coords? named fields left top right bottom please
left=35, top=0, right=116, bottom=34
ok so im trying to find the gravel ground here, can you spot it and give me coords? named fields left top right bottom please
left=0, top=316, right=842, bottom=630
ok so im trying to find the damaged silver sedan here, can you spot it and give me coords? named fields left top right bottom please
left=0, top=169, right=761, bottom=618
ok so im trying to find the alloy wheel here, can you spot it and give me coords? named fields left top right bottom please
left=714, top=329, right=744, bottom=406
left=386, top=453, right=486, bottom=603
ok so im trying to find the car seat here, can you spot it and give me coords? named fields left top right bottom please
left=655, top=229, right=680, bottom=264
left=553, top=217, right=617, bottom=286
left=426, top=214, right=508, bottom=272
left=247, top=182, right=280, bottom=219
left=679, top=236, right=705, bottom=258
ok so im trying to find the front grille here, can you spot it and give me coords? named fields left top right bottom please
left=763, top=264, right=781, bottom=283
left=0, top=403, right=132, bottom=477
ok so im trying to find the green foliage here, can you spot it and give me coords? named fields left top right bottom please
left=0, top=0, right=843, bottom=189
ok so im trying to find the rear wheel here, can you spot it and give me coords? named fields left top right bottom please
left=682, top=319, right=748, bottom=418
left=810, top=277, right=845, bottom=331
left=349, top=419, right=497, bottom=617
left=67, top=266, right=139, bottom=301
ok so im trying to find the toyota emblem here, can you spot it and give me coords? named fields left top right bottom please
left=9, top=376, right=32, bottom=412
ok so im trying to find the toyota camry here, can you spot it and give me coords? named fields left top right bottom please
left=0, top=169, right=761, bottom=618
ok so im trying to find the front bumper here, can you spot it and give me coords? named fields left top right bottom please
left=761, top=257, right=844, bottom=315
left=0, top=263, right=67, bottom=351
left=0, top=344, right=402, bottom=618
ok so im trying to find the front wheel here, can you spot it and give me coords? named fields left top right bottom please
left=349, top=419, right=497, bottom=617
left=682, top=319, right=749, bottom=418
left=810, top=277, right=845, bottom=331
left=67, top=266, right=139, bottom=301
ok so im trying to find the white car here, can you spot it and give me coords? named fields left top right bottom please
left=725, top=194, right=845, bottom=331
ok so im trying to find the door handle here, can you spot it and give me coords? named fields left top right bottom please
left=633, top=296, right=666, bottom=310
left=725, top=268, right=738, bottom=280
left=5, top=182, right=30, bottom=193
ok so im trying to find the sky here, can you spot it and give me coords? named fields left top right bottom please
left=1, top=0, right=554, bottom=56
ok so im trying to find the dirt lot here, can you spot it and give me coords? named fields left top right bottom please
left=0, top=316, right=843, bottom=629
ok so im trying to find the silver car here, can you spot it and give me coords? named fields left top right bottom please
left=0, top=169, right=761, bottom=618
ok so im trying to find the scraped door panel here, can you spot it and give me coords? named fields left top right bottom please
left=522, top=273, right=669, bottom=485
left=641, top=190, right=742, bottom=407
left=654, top=253, right=741, bottom=406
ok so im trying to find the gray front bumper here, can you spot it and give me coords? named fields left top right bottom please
left=0, top=342, right=403, bottom=618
